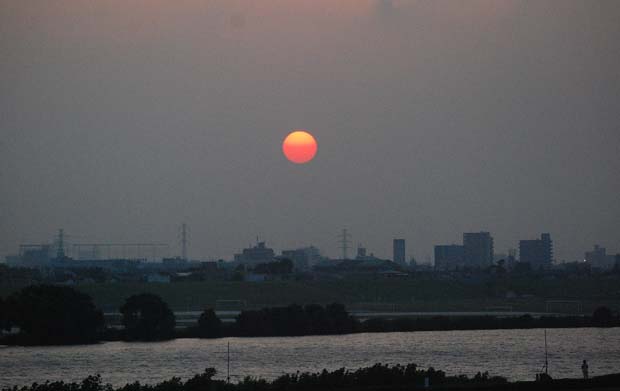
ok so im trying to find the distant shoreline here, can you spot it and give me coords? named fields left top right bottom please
left=2, top=284, right=618, bottom=346
left=2, top=322, right=619, bottom=347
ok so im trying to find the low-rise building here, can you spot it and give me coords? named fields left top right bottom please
left=234, top=242, right=276, bottom=266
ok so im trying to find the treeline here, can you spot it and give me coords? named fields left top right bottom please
left=182, top=306, right=619, bottom=339
left=0, top=286, right=175, bottom=345
left=180, top=303, right=356, bottom=339
left=1, top=364, right=509, bottom=391
left=0, top=285, right=103, bottom=345
left=360, top=311, right=616, bottom=333
left=1, top=284, right=619, bottom=346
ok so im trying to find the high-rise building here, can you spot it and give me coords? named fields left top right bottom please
left=519, top=233, right=553, bottom=269
left=463, top=232, right=494, bottom=267
left=434, top=244, right=464, bottom=270
left=585, top=245, right=616, bottom=270
left=393, top=239, right=406, bottom=266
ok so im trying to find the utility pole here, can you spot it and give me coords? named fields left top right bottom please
left=337, top=228, right=351, bottom=260
left=544, top=329, right=549, bottom=375
left=227, top=341, right=230, bottom=383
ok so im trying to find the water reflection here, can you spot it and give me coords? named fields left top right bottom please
left=1, top=328, right=619, bottom=388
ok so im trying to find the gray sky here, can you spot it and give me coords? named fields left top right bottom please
left=1, top=0, right=619, bottom=262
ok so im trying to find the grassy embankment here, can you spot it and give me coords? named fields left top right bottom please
left=1, top=276, right=619, bottom=313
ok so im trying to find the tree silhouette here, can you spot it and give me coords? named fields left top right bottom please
left=592, top=306, right=613, bottom=327
left=234, top=303, right=357, bottom=337
left=197, top=308, right=222, bottom=338
left=119, top=293, right=175, bottom=341
left=0, top=296, right=11, bottom=331
left=5, top=284, right=103, bottom=344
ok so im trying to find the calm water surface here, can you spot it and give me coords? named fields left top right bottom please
left=1, top=328, right=619, bottom=388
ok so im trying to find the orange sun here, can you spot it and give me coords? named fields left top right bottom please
left=282, top=130, right=317, bottom=164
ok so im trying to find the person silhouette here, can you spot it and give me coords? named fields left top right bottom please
left=581, top=360, right=589, bottom=380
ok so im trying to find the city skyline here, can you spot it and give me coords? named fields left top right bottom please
left=5, top=226, right=616, bottom=266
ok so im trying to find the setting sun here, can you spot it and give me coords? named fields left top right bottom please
left=282, top=130, right=317, bottom=164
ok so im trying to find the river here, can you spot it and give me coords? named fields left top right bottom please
left=1, top=327, right=619, bottom=388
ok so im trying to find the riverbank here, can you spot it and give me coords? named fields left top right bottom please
left=3, top=279, right=620, bottom=314
left=2, top=285, right=618, bottom=346
left=2, top=310, right=618, bottom=346
left=2, top=313, right=616, bottom=346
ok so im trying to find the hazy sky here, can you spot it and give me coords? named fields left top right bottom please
left=1, top=0, right=619, bottom=262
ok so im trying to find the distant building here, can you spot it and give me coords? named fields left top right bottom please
left=313, top=259, right=399, bottom=276
left=54, top=258, right=143, bottom=272
left=354, top=245, right=383, bottom=262
left=162, top=257, right=194, bottom=271
left=281, top=249, right=310, bottom=271
left=434, top=244, right=464, bottom=270
left=10, top=245, right=52, bottom=267
left=585, top=245, right=616, bottom=270
left=393, top=239, right=406, bottom=266
left=463, top=232, right=494, bottom=267
left=281, top=246, right=325, bottom=271
left=146, top=273, right=171, bottom=283
left=234, top=242, right=276, bottom=266
left=519, top=233, right=553, bottom=269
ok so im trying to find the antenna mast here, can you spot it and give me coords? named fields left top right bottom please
left=544, top=329, right=549, bottom=375
left=227, top=341, right=230, bottom=383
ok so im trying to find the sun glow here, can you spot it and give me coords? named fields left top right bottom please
left=282, top=130, right=318, bottom=164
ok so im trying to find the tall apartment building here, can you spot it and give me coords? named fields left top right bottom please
left=519, top=233, right=553, bottom=269
left=463, top=232, right=494, bottom=267
left=393, top=239, right=406, bottom=266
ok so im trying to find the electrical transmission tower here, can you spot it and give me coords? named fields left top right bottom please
left=337, top=228, right=351, bottom=260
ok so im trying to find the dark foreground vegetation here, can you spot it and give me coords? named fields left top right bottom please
left=1, top=285, right=619, bottom=345
left=3, top=365, right=620, bottom=391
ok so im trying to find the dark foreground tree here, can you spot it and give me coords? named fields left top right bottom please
left=592, top=306, right=613, bottom=327
left=197, top=308, right=222, bottom=338
left=234, top=303, right=357, bottom=337
left=5, top=284, right=103, bottom=345
left=0, top=296, right=11, bottom=331
left=120, top=293, right=175, bottom=341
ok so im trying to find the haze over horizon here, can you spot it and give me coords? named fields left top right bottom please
left=1, top=0, right=619, bottom=262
